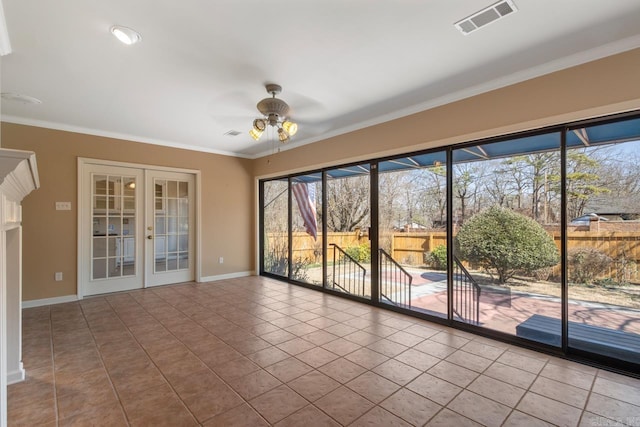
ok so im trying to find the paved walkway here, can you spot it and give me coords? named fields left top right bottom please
left=406, top=270, right=640, bottom=336
left=305, top=265, right=640, bottom=336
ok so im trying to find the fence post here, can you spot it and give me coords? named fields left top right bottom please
left=391, top=233, right=395, bottom=259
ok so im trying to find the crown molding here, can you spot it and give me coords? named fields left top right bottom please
left=0, top=115, right=253, bottom=159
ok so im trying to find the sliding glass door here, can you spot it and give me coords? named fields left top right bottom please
left=565, top=117, right=640, bottom=364
left=451, top=132, right=562, bottom=346
left=325, top=164, right=371, bottom=299
left=259, top=111, right=640, bottom=372
left=291, top=174, right=323, bottom=286
left=262, top=179, right=289, bottom=278
left=377, top=151, right=448, bottom=318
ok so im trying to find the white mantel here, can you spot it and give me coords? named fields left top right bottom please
left=0, top=148, right=39, bottom=427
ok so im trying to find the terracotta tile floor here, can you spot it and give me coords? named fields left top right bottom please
left=8, top=276, right=640, bottom=426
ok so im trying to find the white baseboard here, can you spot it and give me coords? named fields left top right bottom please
left=22, top=294, right=78, bottom=309
left=7, top=364, right=25, bottom=385
left=21, top=275, right=256, bottom=307
left=199, top=271, right=254, bottom=283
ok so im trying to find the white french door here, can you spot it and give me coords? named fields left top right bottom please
left=79, top=161, right=196, bottom=297
left=81, top=164, right=144, bottom=295
left=145, top=171, right=195, bottom=287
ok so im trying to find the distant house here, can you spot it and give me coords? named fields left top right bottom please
left=570, top=213, right=609, bottom=226
left=394, top=222, right=429, bottom=232
left=570, top=212, right=640, bottom=232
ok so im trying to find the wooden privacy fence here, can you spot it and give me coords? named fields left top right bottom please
left=270, top=230, right=640, bottom=281
left=391, top=231, right=640, bottom=281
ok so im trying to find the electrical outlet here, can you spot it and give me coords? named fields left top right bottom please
left=218, top=257, right=224, bottom=264
left=56, top=202, right=72, bottom=211
left=54, top=272, right=63, bottom=281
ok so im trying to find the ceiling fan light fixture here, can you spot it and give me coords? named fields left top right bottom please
left=250, top=83, right=298, bottom=144
left=282, top=120, right=298, bottom=136
left=249, top=128, right=263, bottom=141
left=110, top=25, right=142, bottom=45
left=253, top=118, right=267, bottom=132
left=278, top=128, right=290, bottom=143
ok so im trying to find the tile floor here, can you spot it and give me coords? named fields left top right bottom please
left=8, top=276, right=640, bottom=426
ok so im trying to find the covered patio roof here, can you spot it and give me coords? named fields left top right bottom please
left=291, top=116, right=640, bottom=183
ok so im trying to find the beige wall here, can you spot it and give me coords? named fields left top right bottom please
left=1, top=124, right=254, bottom=301
left=253, top=48, right=640, bottom=177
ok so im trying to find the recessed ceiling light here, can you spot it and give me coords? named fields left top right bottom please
left=110, top=25, right=142, bottom=45
left=1, top=93, right=42, bottom=104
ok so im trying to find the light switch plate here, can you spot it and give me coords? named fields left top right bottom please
left=56, top=202, right=72, bottom=210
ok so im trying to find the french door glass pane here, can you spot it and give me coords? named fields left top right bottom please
left=154, top=178, right=189, bottom=273
left=566, top=117, right=640, bottom=364
left=91, top=174, right=136, bottom=280
left=378, top=151, right=448, bottom=317
left=452, top=132, right=562, bottom=343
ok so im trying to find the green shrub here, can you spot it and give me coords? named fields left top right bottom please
left=344, top=243, right=371, bottom=263
left=568, top=247, right=611, bottom=285
left=430, top=245, right=448, bottom=270
left=455, top=206, right=559, bottom=284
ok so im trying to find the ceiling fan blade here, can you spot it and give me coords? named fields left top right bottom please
left=283, top=91, right=328, bottom=121
left=208, top=90, right=256, bottom=116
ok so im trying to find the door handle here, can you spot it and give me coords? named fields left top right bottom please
left=147, top=235, right=153, bottom=240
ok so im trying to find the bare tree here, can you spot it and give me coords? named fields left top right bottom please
left=484, top=166, right=510, bottom=207
left=581, top=147, right=640, bottom=214
left=524, top=153, right=559, bottom=222
left=423, top=166, right=447, bottom=226
left=500, top=156, right=529, bottom=211
left=453, top=164, right=480, bottom=224
left=326, top=175, right=370, bottom=231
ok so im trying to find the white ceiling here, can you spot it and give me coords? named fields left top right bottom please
left=1, top=1, right=640, bottom=159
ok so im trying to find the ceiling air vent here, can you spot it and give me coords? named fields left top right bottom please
left=223, top=130, right=242, bottom=137
left=454, top=0, right=518, bottom=35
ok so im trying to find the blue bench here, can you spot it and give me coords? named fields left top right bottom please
left=516, top=314, right=640, bottom=363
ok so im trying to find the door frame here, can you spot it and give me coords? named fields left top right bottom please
left=77, top=158, right=202, bottom=299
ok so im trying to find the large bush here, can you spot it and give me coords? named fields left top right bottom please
left=455, top=206, right=559, bottom=284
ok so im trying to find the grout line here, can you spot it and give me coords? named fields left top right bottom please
left=48, top=307, right=60, bottom=427
left=578, top=367, right=599, bottom=427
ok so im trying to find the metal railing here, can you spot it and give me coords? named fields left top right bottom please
left=330, top=243, right=366, bottom=297
left=379, top=249, right=412, bottom=308
left=453, top=256, right=481, bottom=325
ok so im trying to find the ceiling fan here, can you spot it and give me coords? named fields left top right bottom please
left=249, top=83, right=298, bottom=143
